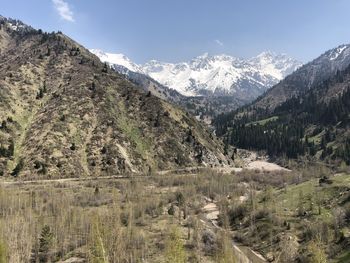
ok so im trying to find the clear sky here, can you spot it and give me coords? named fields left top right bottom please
left=2, top=0, right=350, bottom=64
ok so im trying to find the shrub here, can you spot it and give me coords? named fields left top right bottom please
left=228, top=204, right=249, bottom=226
left=202, top=230, right=217, bottom=255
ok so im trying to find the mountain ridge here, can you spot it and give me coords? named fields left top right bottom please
left=90, top=49, right=302, bottom=100
left=252, top=43, right=350, bottom=111
left=0, top=16, right=229, bottom=178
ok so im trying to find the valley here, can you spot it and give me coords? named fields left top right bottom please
left=0, top=3, right=350, bottom=262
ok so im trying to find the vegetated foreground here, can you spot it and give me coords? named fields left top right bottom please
left=0, top=165, right=349, bottom=263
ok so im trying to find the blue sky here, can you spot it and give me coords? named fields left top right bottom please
left=2, top=0, right=350, bottom=63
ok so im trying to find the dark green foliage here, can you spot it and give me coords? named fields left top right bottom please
left=102, top=62, right=108, bottom=73
left=70, top=143, right=76, bottom=151
left=69, top=47, right=80, bottom=56
left=36, top=83, right=47, bottom=99
left=168, top=204, right=175, bottom=215
left=335, top=139, right=350, bottom=165
left=34, top=160, right=47, bottom=175
left=175, top=192, right=185, bottom=206
left=227, top=204, right=249, bottom=226
left=31, top=225, right=54, bottom=263
left=0, top=120, right=6, bottom=130
left=36, top=88, right=44, bottom=99
left=0, top=140, right=14, bottom=158
left=39, top=226, right=53, bottom=259
left=228, top=120, right=307, bottom=158
left=11, top=159, right=24, bottom=177
left=214, top=86, right=350, bottom=160
left=89, top=81, right=96, bottom=91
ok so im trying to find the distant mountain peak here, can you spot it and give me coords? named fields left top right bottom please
left=196, top=52, right=210, bottom=59
left=327, top=44, right=349, bottom=61
left=252, top=43, right=350, bottom=111
left=89, top=49, right=144, bottom=74
left=91, top=49, right=302, bottom=99
left=257, top=50, right=276, bottom=57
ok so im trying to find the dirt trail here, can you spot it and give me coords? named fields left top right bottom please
left=0, top=175, right=129, bottom=186
left=202, top=201, right=267, bottom=263
left=0, top=156, right=290, bottom=186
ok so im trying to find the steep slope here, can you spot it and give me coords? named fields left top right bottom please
left=91, top=49, right=301, bottom=101
left=0, top=17, right=228, bottom=179
left=253, top=44, right=350, bottom=111
left=90, top=49, right=185, bottom=104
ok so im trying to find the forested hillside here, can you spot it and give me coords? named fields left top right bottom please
left=214, top=59, right=350, bottom=164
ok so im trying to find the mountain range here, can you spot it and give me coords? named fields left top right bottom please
left=90, top=49, right=302, bottom=101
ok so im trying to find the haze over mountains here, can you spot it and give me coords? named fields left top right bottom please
left=90, top=49, right=302, bottom=101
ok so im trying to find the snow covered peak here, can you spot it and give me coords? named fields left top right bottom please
left=249, top=51, right=301, bottom=80
left=92, top=48, right=302, bottom=98
left=328, top=45, right=350, bottom=61
left=142, top=52, right=302, bottom=96
left=196, top=52, right=209, bottom=59
left=256, top=51, right=277, bottom=59
left=90, top=49, right=144, bottom=74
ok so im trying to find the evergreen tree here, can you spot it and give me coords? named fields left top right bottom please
left=31, top=225, right=54, bottom=263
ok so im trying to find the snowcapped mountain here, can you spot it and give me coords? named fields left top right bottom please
left=90, top=49, right=302, bottom=99
left=89, top=49, right=144, bottom=74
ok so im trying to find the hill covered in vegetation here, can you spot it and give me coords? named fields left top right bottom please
left=214, top=45, right=350, bottom=165
left=0, top=17, right=229, bottom=179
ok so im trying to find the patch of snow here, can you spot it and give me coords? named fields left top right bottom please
left=7, top=22, right=26, bottom=31
left=329, top=45, right=348, bottom=61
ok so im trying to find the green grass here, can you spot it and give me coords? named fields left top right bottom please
left=117, top=109, right=152, bottom=158
left=335, top=251, right=350, bottom=263
left=106, top=89, right=152, bottom=160
left=246, top=116, right=279, bottom=126
left=308, top=131, right=324, bottom=145
left=272, top=174, right=350, bottom=223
